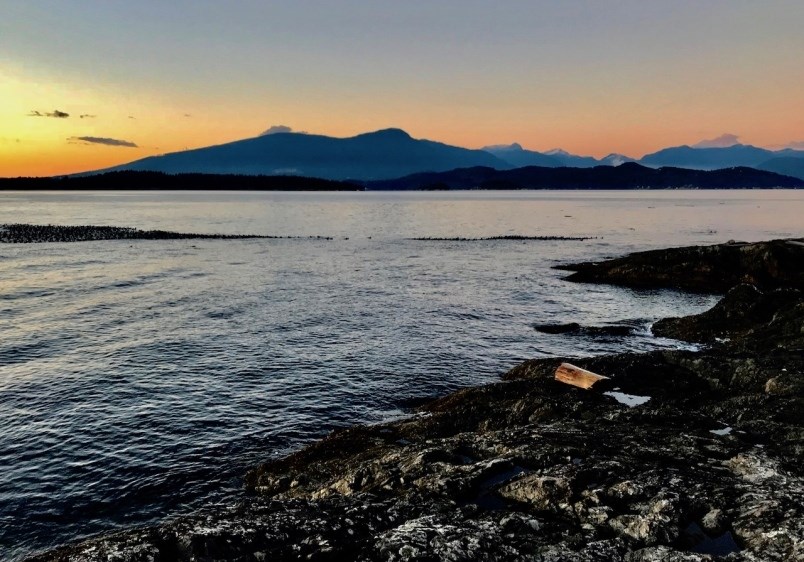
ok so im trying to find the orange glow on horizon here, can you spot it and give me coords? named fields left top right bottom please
left=1, top=64, right=802, bottom=177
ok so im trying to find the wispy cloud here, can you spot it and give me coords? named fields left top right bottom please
left=260, top=125, right=306, bottom=136
left=783, top=141, right=804, bottom=150
left=68, top=136, right=138, bottom=148
left=692, top=134, right=741, bottom=148
left=79, top=114, right=96, bottom=119
left=28, top=109, right=70, bottom=118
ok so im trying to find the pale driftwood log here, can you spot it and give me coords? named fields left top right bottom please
left=555, top=363, right=610, bottom=390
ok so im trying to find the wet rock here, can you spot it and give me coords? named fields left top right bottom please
left=725, top=452, right=804, bottom=560
left=534, top=322, right=582, bottom=334
left=372, top=514, right=524, bottom=562
left=534, top=322, right=635, bottom=336
left=765, top=374, right=802, bottom=396
left=652, top=284, right=803, bottom=347
left=700, top=508, right=727, bottom=534
left=496, top=474, right=571, bottom=511
left=609, top=492, right=681, bottom=546
left=625, top=546, right=713, bottom=561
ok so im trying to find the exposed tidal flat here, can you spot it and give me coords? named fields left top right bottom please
left=0, top=224, right=332, bottom=244
left=2, top=190, right=804, bottom=560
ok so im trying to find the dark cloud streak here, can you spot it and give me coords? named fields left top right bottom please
left=68, top=136, right=138, bottom=148
left=28, top=109, right=70, bottom=118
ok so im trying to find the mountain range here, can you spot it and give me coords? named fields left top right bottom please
left=86, top=129, right=804, bottom=181
left=481, top=144, right=634, bottom=168
left=97, top=128, right=508, bottom=181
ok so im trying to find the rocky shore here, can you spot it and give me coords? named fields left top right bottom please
left=29, top=240, right=803, bottom=561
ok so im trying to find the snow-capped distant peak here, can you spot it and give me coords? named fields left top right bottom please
left=545, top=148, right=571, bottom=156
left=692, top=133, right=741, bottom=149
left=601, top=153, right=634, bottom=166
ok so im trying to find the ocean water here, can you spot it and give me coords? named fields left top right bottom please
left=1, top=189, right=803, bottom=560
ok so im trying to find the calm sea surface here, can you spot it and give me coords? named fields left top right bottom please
left=1, top=190, right=803, bottom=559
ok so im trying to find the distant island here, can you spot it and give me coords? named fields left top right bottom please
left=0, top=172, right=361, bottom=191
left=364, top=162, right=804, bottom=190
left=1, top=164, right=802, bottom=191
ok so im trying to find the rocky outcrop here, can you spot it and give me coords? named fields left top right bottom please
left=652, top=284, right=804, bottom=349
left=534, top=321, right=636, bottom=336
left=557, top=239, right=804, bottom=292
left=29, top=243, right=804, bottom=561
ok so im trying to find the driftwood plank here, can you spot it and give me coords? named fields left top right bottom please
left=555, top=363, right=610, bottom=390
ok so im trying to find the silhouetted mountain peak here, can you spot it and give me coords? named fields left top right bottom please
left=616, top=161, right=647, bottom=170
left=358, top=128, right=413, bottom=141
left=90, top=127, right=508, bottom=180
left=481, top=143, right=524, bottom=152
left=483, top=144, right=605, bottom=168
left=639, top=143, right=779, bottom=170
left=600, top=153, right=636, bottom=166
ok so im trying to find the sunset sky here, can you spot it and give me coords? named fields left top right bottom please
left=1, top=0, right=802, bottom=177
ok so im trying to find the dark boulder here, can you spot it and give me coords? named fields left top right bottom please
left=533, top=322, right=583, bottom=334
left=534, top=322, right=635, bottom=336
